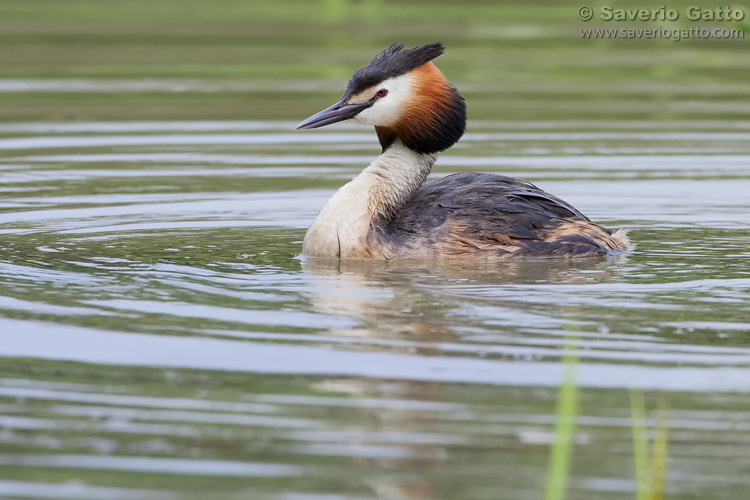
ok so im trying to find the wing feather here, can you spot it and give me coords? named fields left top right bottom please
left=381, top=173, right=628, bottom=258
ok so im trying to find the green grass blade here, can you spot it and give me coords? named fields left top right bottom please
left=544, top=335, right=580, bottom=500
left=630, top=390, right=651, bottom=500
left=650, top=395, right=670, bottom=500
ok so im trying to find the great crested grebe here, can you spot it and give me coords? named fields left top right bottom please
left=296, top=43, right=630, bottom=259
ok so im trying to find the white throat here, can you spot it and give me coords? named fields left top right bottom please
left=303, top=142, right=437, bottom=259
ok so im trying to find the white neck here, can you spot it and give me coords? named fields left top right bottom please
left=303, top=142, right=437, bottom=259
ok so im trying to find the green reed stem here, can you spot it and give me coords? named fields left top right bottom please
left=544, top=335, right=580, bottom=500
left=630, top=390, right=650, bottom=500
left=650, top=395, right=670, bottom=500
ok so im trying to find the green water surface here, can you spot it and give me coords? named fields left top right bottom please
left=1, top=1, right=749, bottom=499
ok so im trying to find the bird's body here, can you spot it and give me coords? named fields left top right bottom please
left=297, top=43, right=630, bottom=260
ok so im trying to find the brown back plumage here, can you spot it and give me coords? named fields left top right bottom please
left=374, top=173, right=630, bottom=259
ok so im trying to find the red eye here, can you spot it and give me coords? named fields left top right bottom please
left=376, top=89, right=388, bottom=98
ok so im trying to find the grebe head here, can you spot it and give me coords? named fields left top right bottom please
left=296, top=43, right=467, bottom=154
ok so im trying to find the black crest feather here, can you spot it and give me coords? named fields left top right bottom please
left=344, top=42, right=445, bottom=98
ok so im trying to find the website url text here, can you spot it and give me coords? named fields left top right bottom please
left=581, top=26, right=745, bottom=41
